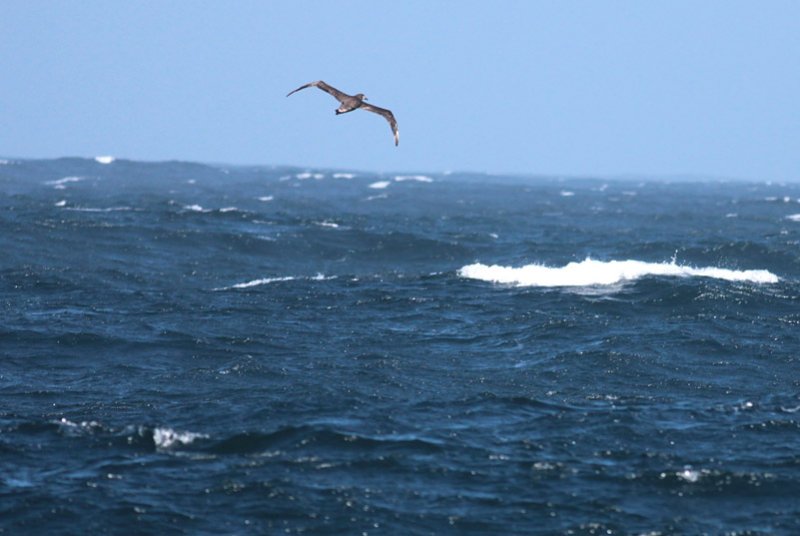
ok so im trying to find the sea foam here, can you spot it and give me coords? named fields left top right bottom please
left=395, top=175, right=433, bottom=183
left=153, top=427, right=208, bottom=449
left=296, top=172, right=324, bottom=180
left=458, top=258, right=780, bottom=287
left=46, top=176, right=85, bottom=189
left=215, top=273, right=336, bottom=291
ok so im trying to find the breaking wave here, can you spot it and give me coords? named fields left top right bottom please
left=458, top=258, right=780, bottom=287
left=214, top=273, right=335, bottom=291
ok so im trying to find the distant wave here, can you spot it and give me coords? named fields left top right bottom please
left=368, top=180, right=391, bottom=189
left=66, top=206, right=133, bottom=212
left=787, top=214, right=800, bottom=222
left=395, top=175, right=433, bottom=183
left=46, top=176, right=86, bottom=189
left=295, top=172, right=324, bottom=180
left=95, top=156, right=115, bottom=164
left=182, top=204, right=244, bottom=214
left=214, top=273, right=335, bottom=291
left=153, top=427, right=208, bottom=450
left=183, top=204, right=210, bottom=212
left=458, top=258, right=780, bottom=287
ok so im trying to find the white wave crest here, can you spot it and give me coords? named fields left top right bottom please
left=153, top=427, right=208, bottom=449
left=394, top=175, right=433, bottom=183
left=458, top=258, right=779, bottom=287
left=95, top=156, right=115, bottom=164
left=215, top=273, right=336, bottom=291
left=333, top=172, right=356, bottom=179
left=369, top=180, right=391, bottom=189
left=228, top=276, right=296, bottom=289
left=46, top=176, right=85, bottom=189
left=67, top=206, right=133, bottom=212
left=296, top=172, right=324, bottom=180
left=55, top=417, right=102, bottom=436
left=787, top=214, right=800, bottom=222
left=257, top=195, right=274, bottom=202
left=183, top=204, right=210, bottom=212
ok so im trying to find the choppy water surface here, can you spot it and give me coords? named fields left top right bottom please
left=2, top=158, right=799, bottom=534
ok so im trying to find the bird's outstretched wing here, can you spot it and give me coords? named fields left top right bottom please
left=361, top=103, right=400, bottom=146
left=286, top=80, right=349, bottom=102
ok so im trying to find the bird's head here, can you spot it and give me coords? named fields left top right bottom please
left=356, top=93, right=367, bottom=101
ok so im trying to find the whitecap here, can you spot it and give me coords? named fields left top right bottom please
left=786, top=214, right=800, bottom=222
left=46, top=176, right=85, bottom=188
left=219, top=207, right=239, bottom=213
left=55, top=417, right=102, bottom=436
left=95, top=156, right=115, bottom=164
left=369, top=180, right=391, bottom=189
left=560, top=191, right=575, bottom=197
left=333, top=172, right=356, bottom=179
left=257, top=195, right=274, bottom=202
left=676, top=468, right=704, bottom=483
left=394, top=175, right=433, bottom=183
left=215, top=273, right=336, bottom=291
left=316, top=221, right=339, bottom=229
left=458, top=258, right=780, bottom=287
left=296, top=172, right=324, bottom=180
left=67, top=206, right=132, bottom=212
left=183, top=204, right=209, bottom=212
left=219, top=276, right=296, bottom=290
left=55, top=200, right=67, bottom=207
left=366, top=193, right=388, bottom=201
left=153, top=427, right=208, bottom=449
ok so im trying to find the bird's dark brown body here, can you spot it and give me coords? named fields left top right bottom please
left=287, top=81, right=399, bottom=146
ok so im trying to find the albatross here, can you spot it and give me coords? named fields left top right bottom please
left=287, top=81, right=399, bottom=146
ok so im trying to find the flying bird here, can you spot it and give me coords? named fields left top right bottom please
left=287, top=81, right=399, bottom=146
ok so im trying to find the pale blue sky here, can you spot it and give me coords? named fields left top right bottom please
left=1, top=1, right=798, bottom=180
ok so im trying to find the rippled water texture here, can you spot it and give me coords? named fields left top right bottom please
left=2, top=158, right=799, bottom=534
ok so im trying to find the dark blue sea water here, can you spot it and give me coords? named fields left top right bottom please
left=2, top=157, right=799, bottom=534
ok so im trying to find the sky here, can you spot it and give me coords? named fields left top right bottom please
left=1, top=1, right=798, bottom=181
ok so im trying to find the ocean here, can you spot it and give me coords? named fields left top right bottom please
left=1, top=157, right=799, bottom=534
